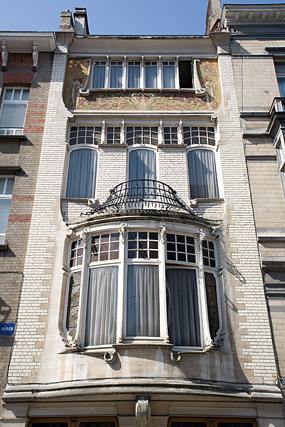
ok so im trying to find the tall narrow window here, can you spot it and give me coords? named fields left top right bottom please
left=276, top=137, right=285, bottom=193
left=188, top=148, right=219, bottom=199
left=163, top=61, right=175, bottom=88
left=92, top=61, right=106, bottom=88
left=0, top=88, right=29, bottom=135
left=128, top=61, right=140, bottom=88
left=110, top=62, right=123, bottom=88
left=145, top=61, right=158, bottom=89
left=129, top=149, right=156, bottom=182
left=66, top=148, right=98, bottom=199
left=0, top=177, right=14, bottom=244
left=107, top=127, right=121, bottom=144
left=275, top=64, right=285, bottom=97
left=164, top=126, right=178, bottom=144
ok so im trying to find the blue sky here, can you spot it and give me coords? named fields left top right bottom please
left=1, top=0, right=285, bottom=34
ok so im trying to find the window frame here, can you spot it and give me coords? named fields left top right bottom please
left=88, top=57, right=199, bottom=92
left=64, top=222, right=222, bottom=354
left=0, top=87, right=29, bottom=135
left=0, top=176, right=14, bottom=244
left=168, top=418, right=257, bottom=427
left=273, top=130, right=285, bottom=194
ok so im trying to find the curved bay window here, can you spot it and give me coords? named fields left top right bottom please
left=65, top=223, right=222, bottom=352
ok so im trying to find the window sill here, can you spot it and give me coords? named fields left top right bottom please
left=190, top=197, right=224, bottom=207
left=61, top=197, right=89, bottom=203
left=0, top=134, right=26, bottom=142
left=85, top=88, right=197, bottom=94
left=0, top=166, right=21, bottom=175
left=0, top=243, right=8, bottom=251
left=158, top=143, right=187, bottom=149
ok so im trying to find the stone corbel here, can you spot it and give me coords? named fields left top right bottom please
left=80, top=228, right=90, bottom=246
left=32, top=41, right=39, bottom=71
left=119, top=223, right=128, bottom=243
left=193, top=59, right=206, bottom=97
left=79, top=58, right=92, bottom=96
left=1, top=40, right=8, bottom=71
left=159, top=224, right=166, bottom=244
left=135, top=396, right=151, bottom=424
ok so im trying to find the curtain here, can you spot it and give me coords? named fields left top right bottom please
left=145, top=66, right=158, bottom=88
left=166, top=268, right=201, bottom=347
left=128, top=65, right=140, bottom=88
left=0, top=103, right=27, bottom=128
left=188, top=149, right=219, bottom=199
left=66, top=148, right=97, bottom=199
left=92, top=64, right=105, bottom=88
left=163, top=65, right=175, bottom=88
left=110, top=65, right=123, bottom=88
left=128, top=149, right=156, bottom=199
left=126, top=265, right=160, bottom=337
left=85, top=266, right=118, bottom=346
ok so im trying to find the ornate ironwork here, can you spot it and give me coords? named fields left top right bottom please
left=84, top=179, right=194, bottom=216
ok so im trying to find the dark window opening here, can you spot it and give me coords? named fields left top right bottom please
left=179, top=61, right=193, bottom=88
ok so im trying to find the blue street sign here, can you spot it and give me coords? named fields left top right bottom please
left=0, top=323, right=15, bottom=336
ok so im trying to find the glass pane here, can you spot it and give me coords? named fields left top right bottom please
left=6, top=178, right=14, bottom=194
left=0, top=178, right=5, bottom=194
left=163, top=64, right=175, bottom=88
left=4, top=89, right=13, bottom=100
left=22, top=89, right=30, bottom=101
left=13, top=89, right=21, bottom=100
left=93, top=64, right=106, bottom=88
left=0, top=103, right=27, bottom=128
left=145, top=65, right=158, bottom=88
left=110, top=64, right=123, bottom=88
left=0, top=198, right=12, bottom=234
left=128, top=65, right=140, bottom=88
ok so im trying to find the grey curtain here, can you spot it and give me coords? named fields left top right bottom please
left=188, top=149, right=219, bottom=199
left=145, top=65, right=158, bottom=88
left=85, top=266, right=118, bottom=346
left=128, top=65, right=140, bottom=88
left=110, top=64, right=123, bottom=88
left=126, top=265, right=160, bottom=337
left=129, top=149, right=156, bottom=180
left=163, top=65, right=175, bottom=88
left=66, top=148, right=97, bottom=199
left=92, top=64, right=105, bottom=88
left=166, top=268, right=201, bottom=346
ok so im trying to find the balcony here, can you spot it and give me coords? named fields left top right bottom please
left=268, top=97, right=285, bottom=136
left=86, top=179, right=194, bottom=216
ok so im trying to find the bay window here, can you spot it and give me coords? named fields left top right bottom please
left=65, top=224, right=221, bottom=352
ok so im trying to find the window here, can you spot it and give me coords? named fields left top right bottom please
left=110, top=61, right=123, bottom=88
left=90, top=58, right=202, bottom=91
left=187, top=148, right=219, bottom=199
left=275, top=64, right=285, bottom=97
left=29, top=418, right=118, bottom=427
left=126, top=127, right=158, bottom=146
left=66, top=225, right=221, bottom=351
left=128, top=148, right=157, bottom=199
left=164, top=126, right=178, bottom=144
left=275, top=135, right=285, bottom=193
left=183, top=126, right=215, bottom=146
left=107, top=127, right=121, bottom=144
left=168, top=419, right=257, bottom=427
left=0, top=177, right=14, bottom=244
left=128, top=61, right=140, bottom=88
left=66, top=128, right=98, bottom=199
left=145, top=61, right=158, bottom=88
left=163, top=61, right=176, bottom=88
left=0, top=88, right=29, bottom=135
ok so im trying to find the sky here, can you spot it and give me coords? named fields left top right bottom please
left=1, top=0, right=285, bottom=35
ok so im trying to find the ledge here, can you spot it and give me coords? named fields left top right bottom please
left=264, top=283, right=285, bottom=296
left=0, top=134, right=26, bottom=142
left=0, top=244, right=8, bottom=251
left=246, top=155, right=276, bottom=162
left=0, top=166, right=21, bottom=175
left=240, top=111, right=270, bottom=119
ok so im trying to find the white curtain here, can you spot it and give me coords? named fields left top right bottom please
left=128, top=65, right=140, bottom=88
left=66, top=148, right=97, bottom=199
left=145, top=65, right=158, bottom=88
left=85, top=266, right=118, bottom=346
left=110, top=65, right=123, bottom=88
left=163, top=65, right=175, bottom=88
left=166, top=268, right=201, bottom=347
left=92, top=64, right=105, bottom=88
left=126, top=265, right=160, bottom=337
left=188, top=149, right=219, bottom=199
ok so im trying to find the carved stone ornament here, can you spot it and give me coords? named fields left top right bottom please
left=135, top=396, right=151, bottom=424
left=80, top=228, right=90, bottom=245
left=1, top=40, right=8, bottom=71
left=119, top=223, right=128, bottom=243
left=159, top=224, right=166, bottom=244
left=32, top=40, right=39, bottom=71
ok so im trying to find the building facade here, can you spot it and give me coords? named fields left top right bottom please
left=0, top=31, right=55, bottom=415
left=1, top=2, right=285, bottom=427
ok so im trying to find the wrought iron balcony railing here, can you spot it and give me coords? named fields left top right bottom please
left=85, top=179, right=194, bottom=216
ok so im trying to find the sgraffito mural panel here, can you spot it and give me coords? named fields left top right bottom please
left=63, top=59, right=221, bottom=111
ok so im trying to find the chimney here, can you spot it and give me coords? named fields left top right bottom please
left=205, top=0, right=221, bottom=35
left=74, top=8, right=89, bottom=36
left=60, top=10, right=74, bottom=32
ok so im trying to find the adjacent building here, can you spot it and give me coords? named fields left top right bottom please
left=1, top=2, right=285, bottom=426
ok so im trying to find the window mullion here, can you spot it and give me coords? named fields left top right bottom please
left=158, top=56, right=162, bottom=90
left=175, top=55, right=179, bottom=89
left=159, top=226, right=169, bottom=342
left=122, top=56, right=127, bottom=90
left=141, top=56, right=145, bottom=90
left=196, top=232, right=212, bottom=348
left=75, top=232, right=91, bottom=347
left=117, top=225, right=126, bottom=343
left=105, top=56, right=110, bottom=88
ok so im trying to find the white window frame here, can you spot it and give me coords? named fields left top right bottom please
left=0, top=176, right=14, bottom=244
left=274, top=131, right=285, bottom=194
left=0, top=87, right=29, bottom=135
left=64, top=222, right=222, bottom=354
